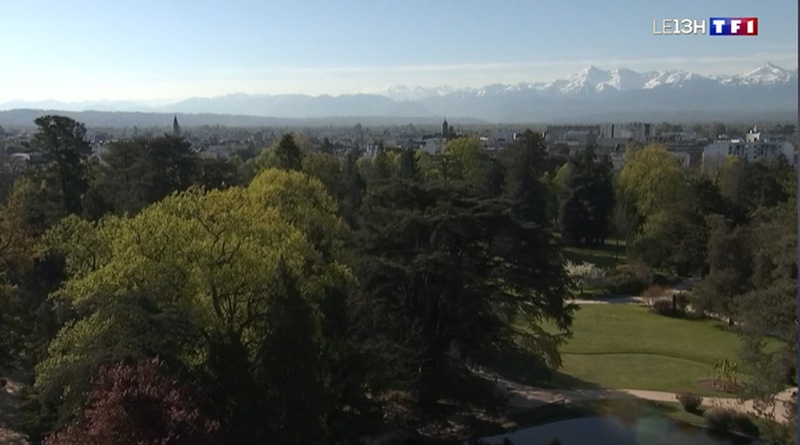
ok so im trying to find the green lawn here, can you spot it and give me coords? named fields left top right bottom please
left=540, top=305, right=764, bottom=396
left=558, top=354, right=727, bottom=395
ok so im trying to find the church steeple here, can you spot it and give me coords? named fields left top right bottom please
left=442, top=117, right=449, bottom=140
left=173, top=115, right=181, bottom=136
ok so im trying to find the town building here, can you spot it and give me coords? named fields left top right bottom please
left=420, top=137, right=445, bottom=155
left=545, top=125, right=598, bottom=148
left=598, top=122, right=654, bottom=142
left=702, top=126, right=795, bottom=169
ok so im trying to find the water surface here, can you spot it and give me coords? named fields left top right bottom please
left=473, top=415, right=761, bottom=445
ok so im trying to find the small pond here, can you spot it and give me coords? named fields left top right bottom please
left=470, top=415, right=762, bottom=445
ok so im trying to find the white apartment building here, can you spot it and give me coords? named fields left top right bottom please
left=702, top=127, right=795, bottom=169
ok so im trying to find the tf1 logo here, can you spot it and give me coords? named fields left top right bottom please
left=652, top=17, right=758, bottom=36
left=709, top=18, right=758, bottom=35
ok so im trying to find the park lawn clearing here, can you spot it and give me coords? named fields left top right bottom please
left=540, top=304, right=774, bottom=397
left=559, top=354, right=730, bottom=396
left=562, top=240, right=626, bottom=270
left=558, top=305, right=742, bottom=364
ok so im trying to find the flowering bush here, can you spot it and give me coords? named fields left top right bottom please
left=44, top=358, right=221, bottom=445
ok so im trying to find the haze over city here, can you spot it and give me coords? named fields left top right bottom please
left=0, top=0, right=797, bottom=103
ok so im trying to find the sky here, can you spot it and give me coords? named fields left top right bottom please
left=0, top=0, right=796, bottom=102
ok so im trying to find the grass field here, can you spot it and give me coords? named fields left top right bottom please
left=543, top=305, right=759, bottom=396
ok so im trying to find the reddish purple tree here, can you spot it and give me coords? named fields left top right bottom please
left=44, top=358, right=221, bottom=445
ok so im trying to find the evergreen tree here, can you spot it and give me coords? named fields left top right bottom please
left=501, top=130, right=550, bottom=225
left=33, top=115, right=93, bottom=218
left=321, top=137, right=334, bottom=154
left=273, top=134, right=303, bottom=171
left=397, top=149, right=420, bottom=181
left=480, top=157, right=506, bottom=198
left=86, top=135, right=197, bottom=216
left=352, top=179, right=572, bottom=412
left=558, top=147, right=614, bottom=246
left=693, top=215, right=751, bottom=325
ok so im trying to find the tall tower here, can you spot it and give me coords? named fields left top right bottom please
left=173, top=115, right=181, bottom=137
left=442, top=118, right=449, bottom=140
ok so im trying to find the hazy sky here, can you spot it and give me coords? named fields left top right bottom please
left=0, top=0, right=796, bottom=102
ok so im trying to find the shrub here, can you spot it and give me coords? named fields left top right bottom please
left=651, top=299, right=674, bottom=316
left=676, top=392, right=703, bottom=413
left=710, top=359, right=740, bottom=392
left=673, top=292, right=690, bottom=312
left=648, top=290, right=690, bottom=317
left=43, top=358, right=221, bottom=445
left=704, top=407, right=759, bottom=437
left=564, top=261, right=605, bottom=297
left=604, top=263, right=652, bottom=295
left=640, top=285, right=668, bottom=305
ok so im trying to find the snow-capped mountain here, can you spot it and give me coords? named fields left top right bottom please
left=716, top=62, right=797, bottom=86
left=410, top=63, right=796, bottom=122
left=1, top=63, right=796, bottom=124
left=640, top=69, right=720, bottom=89
left=380, top=63, right=796, bottom=99
left=373, top=85, right=471, bottom=102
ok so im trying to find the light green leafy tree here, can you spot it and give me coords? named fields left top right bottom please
left=618, top=144, right=688, bottom=218
left=36, top=168, right=354, bottom=442
left=441, top=137, right=486, bottom=185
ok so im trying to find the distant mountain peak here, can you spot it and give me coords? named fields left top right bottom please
left=577, top=65, right=604, bottom=73
left=573, top=66, right=608, bottom=81
left=729, top=62, right=796, bottom=85
left=762, top=61, right=789, bottom=70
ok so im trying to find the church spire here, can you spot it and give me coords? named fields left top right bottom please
left=173, top=115, right=181, bottom=136
left=442, top=117, right=449, bottom=140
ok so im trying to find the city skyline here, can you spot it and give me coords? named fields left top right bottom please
left=1, top=0, right=796, bottom=102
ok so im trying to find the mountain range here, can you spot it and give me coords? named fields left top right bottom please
left=1, top=63, right=796, bottom=125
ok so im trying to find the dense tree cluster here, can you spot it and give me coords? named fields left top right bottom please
left=0, top=116, right=795, bottom=444
left=0, top=118, right=577, bottom=444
